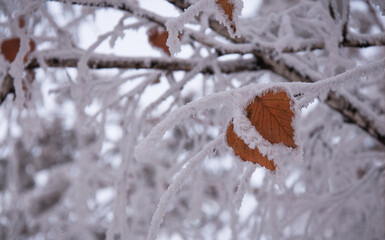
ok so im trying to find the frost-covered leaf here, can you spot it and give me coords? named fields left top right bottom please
left=227, top=122, right=276, bottom=170
left=247, top=90, right=296, bottom=148
left=227, top=90, right=297, bottom=171
left=216, top=0, right=236, bottom=32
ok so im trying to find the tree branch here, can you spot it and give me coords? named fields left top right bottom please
left=326, top=91, right=385, bottom=144
left=26, top=55, right=260, bottom=74
left=48, top=0, right=167, bottom=26
left=344, top=33, right=385, bottom=48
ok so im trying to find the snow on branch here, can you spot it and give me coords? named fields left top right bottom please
left=146, top=134, right=225, bottom=240
left=368, top=0, right=385, bottom=15
left=344, top=32, right=385, bottom=48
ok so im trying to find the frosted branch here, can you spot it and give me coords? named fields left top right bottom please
left=146, top=134, right=224, bottom=240
left=344, top=32, right=385, bottom=48
left=49, top=0, right=167, bottom=26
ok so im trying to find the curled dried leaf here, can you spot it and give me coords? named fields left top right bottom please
left=148, top=28, right=171, bottom=56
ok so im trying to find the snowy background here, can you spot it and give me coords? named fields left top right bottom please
left=0, top=0, right=384, bottom=239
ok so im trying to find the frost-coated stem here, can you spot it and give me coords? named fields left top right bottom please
left=296, top=58, right=385, bottom=95
left=146, top=134, right=224, bottom=240
left=233, top=162, right=256, bottom=210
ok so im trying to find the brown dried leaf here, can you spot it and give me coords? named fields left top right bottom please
left=216, top=0, right=236, bottom=32
left=148, top=28, right=171, bottom=56
left=1, top=38, right=35, bottom=63
left=247, top=90, right=296, bottom=148
left=226, top=90, right=297, bottom=171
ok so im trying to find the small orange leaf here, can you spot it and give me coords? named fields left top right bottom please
left=216, top=0, right=236, bottom=32
left=1, top=38, right=35, bottom=63
left=148, top=28, right=171, bottom=56
left=226, top=90, right=297, bottom=171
